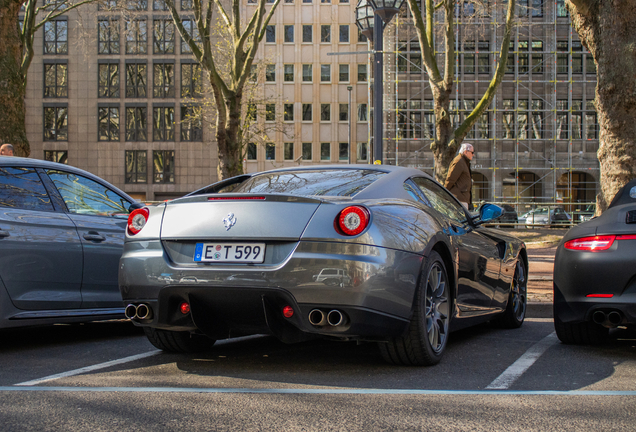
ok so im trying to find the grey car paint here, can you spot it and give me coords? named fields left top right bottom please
left=120, top=165, right=527, bottom=343
left=0, top=157, right=136, bottom=329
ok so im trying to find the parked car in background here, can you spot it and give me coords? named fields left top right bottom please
left=519, top=206, right=572, bottom=227
left=554, top=179, right=636, bottom=345
left=0, top=157, right=137, bottom=329
left=573, top=204, right=596, bottom=222
left=120, top=165, right=528, bottom=366
left=485, top=204, right=518, bottom=228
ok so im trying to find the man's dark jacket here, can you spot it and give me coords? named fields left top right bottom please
left=444, top=153, right=472, bottom=206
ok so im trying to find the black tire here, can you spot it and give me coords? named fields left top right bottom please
left=554, top=313, right=608, bottom=345
left=143, top=327, right=216, bottom=353
left=493, top=259, right=527, bottom=329
left=379, top=251, right=450, bottom=366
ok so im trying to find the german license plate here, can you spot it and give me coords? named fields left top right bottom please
left=194, top=243, right=265, bottom=263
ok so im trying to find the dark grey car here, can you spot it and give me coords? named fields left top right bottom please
left=0, top=157, right=136, bottom=329
left=120, top=165, right=528, bottom=366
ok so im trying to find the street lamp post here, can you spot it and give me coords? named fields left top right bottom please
left=355, top=0, right=405, bottom=165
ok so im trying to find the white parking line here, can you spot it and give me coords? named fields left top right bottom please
left=486, top=332, right=559, bottom=390
left=15, top=351, right=162, bottom=386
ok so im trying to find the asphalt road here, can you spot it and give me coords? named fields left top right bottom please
left=1, top=318, right=635, bottom=431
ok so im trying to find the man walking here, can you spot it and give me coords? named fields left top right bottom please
left=444, top=143, right=474, bottom=210
left=0, top=144, right=14, bottom=156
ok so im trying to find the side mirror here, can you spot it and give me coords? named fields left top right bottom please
left=476, top=204, right=504, bottom=224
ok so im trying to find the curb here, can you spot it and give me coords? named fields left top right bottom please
left=527, top=301, right=553, bottom=319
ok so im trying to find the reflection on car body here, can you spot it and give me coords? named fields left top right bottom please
left=120, top=165, right=528, bottom=366
left=0, top=157, right=136, bottom=329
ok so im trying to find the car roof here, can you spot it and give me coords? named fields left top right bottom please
left=0, top=156, right=136, bottom=202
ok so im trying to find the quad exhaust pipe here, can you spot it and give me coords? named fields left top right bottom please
left=125, top=303, right=153, bottom=320
left=308, top=309, right=347, bottom=327
left=592, top=310, right=623, bottom=327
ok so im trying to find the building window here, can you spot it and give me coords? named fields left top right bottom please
left=246, top=143, right=257, bottom=160
left=320, top=25, right=331, bottom=43
left=339, top=64, right=349, bottom=82
left=126, top=19, right=148, bottom=54
left=126, top=62, right=147, bottom=97
left=181, top=19, right=201, bottom=54
left=506, top=41, right=515, bottom=74
left=532, top=0, right=543, bottom=17
left=98, top=63, right=119, bottom=98
left=556, top=100, right=568, bottom=140
left=339, top=143, right=348, bottom=160
left=320, top=64, right=331, bottom=82
left=98, top=19, right=120, bottom=54
left=531, top=100, right=544, bottom=139
left=284, top=103, right=294, bottom=121
left=284, top=25, right=294, bottom=43
left=302, top=25, right=312, bottom=43
left=246, top=103, right=257, bottom=123
left=518, top=41, right=529, bottom=74
left=43, top=106, right=68, bottom=141
left=302, top=64, right=313, bottom=82
left=126, top=106, right=148, bottom=141
left=557, top=41, right=568, bottom=74
left=572, top=41, right=583, bottom=74
left=284, top=64, right=294, bottom=82
left=98, top=106, right=120, bottom=141
left=358, top=104, right=367, bottom=122
left=153, top=19, right=175, bottom=54
left=44, top=150, right=68, bottom=164
left=284, top=143, right=294, bottom=160
left=532, top=40, right=543, bottom=74
left=572, top=100, right=583, bottom=140
left=339, top=104, right=348, bottom=121
left=357, top=64, right=367, bottom=82
left=557, top=0, right=568, bottom=17
left=181, top=105, right=202, bottom=141
left=153, top=62, right=175, bottom=98
left=153, top=105, right=175, bottom=141
left=357, top=142, right=367, bottom=161
left=266, top=25, right=275, bottom=43
left=125, top=150, right=147, bottom=183
left=463, top=41, right=475, bottom=74
left=98, top=0, right=118, bottom=10
left=585, top=101, right=597, bottom=140
left=265, top=64, right=276, bottom=82
left=320, top=104, right=330, bottom=121
left=126, top=0, right=148, bottom=11
left=477, top=41, right=489, bottom=74
left=357, top=27, right=367, bottom=43
left=153, top=0, right=168, bottom=10
left=153, top=150, right=174, bottom=184
left=302, top=142, right=312, bottom=160
left=44, top=20, right=68, bottom=54
left=586, top=54, right=596, bottom=74
left=265, top=143, right=275, bottom=160
left=302, top=103, right=312, bottom=121
left=320, top=142, right=330, bottom=160
left=181, top=0, right=194, bottom=10
left=181, top=62, right=202, bottom=97
left=266, top=104, right=275, bottom=121
left=44, top=63, right=68, bottom=98
left=339, top=25, right=349, bottom=43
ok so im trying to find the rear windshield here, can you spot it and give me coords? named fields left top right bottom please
left=232, top=169, right=385, bottom=197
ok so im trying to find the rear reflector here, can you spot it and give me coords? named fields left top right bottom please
left=179, top=302, right=190, bottom=314
left=208, top=196, right=265, bottom=201
left=282, top=306, right=294, bottom=318
left=586, top=294, right=614, bottom=298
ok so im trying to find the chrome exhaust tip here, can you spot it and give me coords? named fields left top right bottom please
left=327, top=310, right=344, bottom=327
left=136, top=303, right=153, bottom=320
left=608, top=311, right=622, bottom=326
left=308, top=309, right=327, bottom=326
left=125, top=304, right=138, bottom=320
left=592, top=310, right=606, bottom=325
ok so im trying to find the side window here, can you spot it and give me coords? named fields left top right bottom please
left=46, top=170, right=130, bottom=216
left=411, top=177, right=466, bottom=223
left=0, top=167, right=53, bottom=211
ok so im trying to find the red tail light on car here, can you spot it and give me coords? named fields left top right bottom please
left=564, top=234, right=636, bottom=251
left=336, top=206, right=370, bottom=236
left=127, top=208, right=149, bottom=235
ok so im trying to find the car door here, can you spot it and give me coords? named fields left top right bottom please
left=0, top=166, right=83, bottom=310
left=410, top=177, right=502, bottom=314
left=44, top=169, right=132, bottom=308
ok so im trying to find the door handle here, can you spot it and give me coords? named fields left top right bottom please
left=0, top=230, right=9, bottom=238
left=83, top=232, right=106, bottom=242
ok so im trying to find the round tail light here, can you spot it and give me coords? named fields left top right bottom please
left=127, top=208, right=149, bottom=235
left=336, top=206, right=370, bottom=236
left=282, top=306, right=294, bottom=318
left=180, top=302, right=191, bottom=314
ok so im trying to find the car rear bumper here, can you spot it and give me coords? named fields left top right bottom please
left=119, top=240, right=423, bottom=341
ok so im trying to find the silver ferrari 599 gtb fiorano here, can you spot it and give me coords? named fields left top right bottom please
left=119, top=165, right=528, bottom=366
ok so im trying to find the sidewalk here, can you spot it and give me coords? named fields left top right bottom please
left=526, top=245, right=556, bottom=318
